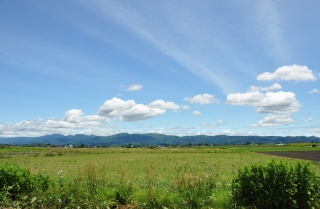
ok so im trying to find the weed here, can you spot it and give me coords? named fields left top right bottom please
left=173, top=172, right=216, bottom=208
left=115, top=170, right=134, bottom=205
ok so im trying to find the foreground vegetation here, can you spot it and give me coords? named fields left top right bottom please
left=1, top=145, right=320, bottom=208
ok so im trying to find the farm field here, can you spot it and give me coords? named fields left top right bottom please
left=1, top=145, right=320, bottom=208
left=1, top=145, right=320, bottom=180
left=260, top=150, right=320, bottom=161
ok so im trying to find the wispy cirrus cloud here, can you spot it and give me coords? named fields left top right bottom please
left=78, top=0, right=258, bottom=94
left=252, top=0, right=289, bottom=62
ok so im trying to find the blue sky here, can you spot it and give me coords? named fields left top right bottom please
left=1, top=0, right=319, bottom=137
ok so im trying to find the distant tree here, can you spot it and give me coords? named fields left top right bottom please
left=80, top=143, right=85, bottom=148
left=245, top=141, right=251, bottom=145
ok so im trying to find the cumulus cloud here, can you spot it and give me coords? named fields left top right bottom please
left=308, top=89, right=319, bottom=94
left=248, top=83, right=282, bottom=92
left=257, top=65, right=317, bottom=81
left=252, top=114, right=293, bottom=127
left=149, top=100, right=181, bottom=110
left=184, top=93, right=220, bottom=105
left=0, top=109, right=109, bottom=137
left=227, top=91, right=301, bottom=114
left=44, top=109, right=108, bottom=129
left=192, top=110, right=202, bottom=115
left=98, top=97, right=165, bottom=121
left=124, top=84, right=143, bottom=91
left=305, top=118, right=313, bottom=122
left=1, top=97, right=191, bottom=136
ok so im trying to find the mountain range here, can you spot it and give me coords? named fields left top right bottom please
left=1, top=133, right=319, bottom=146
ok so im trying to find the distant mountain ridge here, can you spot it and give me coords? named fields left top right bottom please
left=0, top=133, right=319, bottom=146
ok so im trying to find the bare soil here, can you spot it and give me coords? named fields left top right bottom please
left=259, top=151, right=320, bottom=161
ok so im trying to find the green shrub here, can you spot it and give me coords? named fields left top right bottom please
left=0, top=163, right=50, bottom=201
left=232, top=160, right=320, bottom=208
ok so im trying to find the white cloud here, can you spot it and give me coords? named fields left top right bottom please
left=98, top=97, right=165, bottom=121
left=201, top=119, right=225, bottom=128
left=0, top=109, right=109, bottom=137
left=305, top=118, right=313, bottom=122
left=248, top=83, right=282, bottom=92
left=143, top=123, right=152, bottom=128
left=184, top=94, right=220, bottom=105
left=257, top=65, right=317, bottom=81
left=217, top=119, right=224, bottom=124
left=201, top=123, right=212, bottom=128
left=227, top=91, right=301, bottom=114
left=309, top=127, right=320, bottom=138
left=1, top=97, right=191, bottom=137
left=221, top=130, right=254, bottom=136
left=308, top=89, right=319, bottom=94
left=119, top=104, right=165, bottom=122
left=252, top=114, right=293, bottom=127
left=149, top=100, right=190, bottom=112
left=192, top=110, right=202, bottom=115
left=98, top=98, right=136, bottom=117
left=125, top=84, right=143, bottom=91
left=65, top=109, right=83, bottom=118
left=149, top=100, right=180, bottom=110
left=181, top=105, right=191, bottom=110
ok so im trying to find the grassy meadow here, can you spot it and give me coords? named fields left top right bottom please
left=1, top=145, right=320, bottom=208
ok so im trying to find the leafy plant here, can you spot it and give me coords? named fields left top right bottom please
left=0, top=163, right=50, bottom=201
left=232, top=160, right=320, bottom=208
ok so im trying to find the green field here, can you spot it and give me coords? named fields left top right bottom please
left=1, top=145, right=320, bottom=208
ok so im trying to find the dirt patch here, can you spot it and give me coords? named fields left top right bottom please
left=258, top=151, right=320, bottom=162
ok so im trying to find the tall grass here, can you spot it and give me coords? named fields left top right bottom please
left=0, top=146, right=319, bottom=208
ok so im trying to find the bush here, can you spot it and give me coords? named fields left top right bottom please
left=0, top=163, right=50, bottom=201
left=232, top=160, right=320, bottom=209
